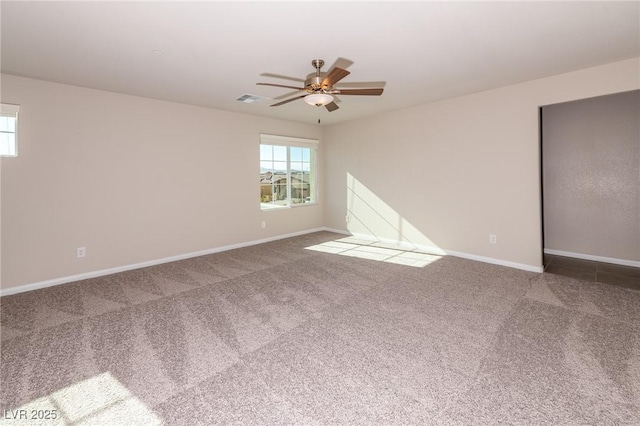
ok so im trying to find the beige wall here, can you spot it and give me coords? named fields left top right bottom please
left=323, top=58, right=640, bottom=270
left=2, top=58, right=639, bottom=291
left=1, top=74, right=323, bottom=290
left=542, top=90, right=639, bottom=262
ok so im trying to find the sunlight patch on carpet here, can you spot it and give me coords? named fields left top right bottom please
left=1, top=372, right=161, bottom=425
left=305, top=238, right=443, bottom=268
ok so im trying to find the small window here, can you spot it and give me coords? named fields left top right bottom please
left=1, top=103, right=19, bottom=157
left=259, top=134, right=318, bottom=210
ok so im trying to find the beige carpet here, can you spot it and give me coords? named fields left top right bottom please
left=1, top=231, right=639, bottom=425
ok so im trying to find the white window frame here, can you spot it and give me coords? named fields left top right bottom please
left=259, top=134, right=318, bottom=210
left=0, top=103, right=20, bottom=157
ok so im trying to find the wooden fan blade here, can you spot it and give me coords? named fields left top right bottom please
left=327, top=57, right=354, bottom=72
left=260, top=73, right=305, bottom=83
left=321, top=67, right=350, bottom=88
left=334, top=81, right=386, bottom=89
left=257, top=83, right=305, bottom=90
left=270, top=95, right=306, bottom=107
left=330, top=88, right=384, bottom=96
left=325, top=101, right=339, bottom=112
left=274, top=90, right=301, bottom=100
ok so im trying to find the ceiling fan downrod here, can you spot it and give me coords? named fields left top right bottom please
left=311, top=59, right=324, bottom=73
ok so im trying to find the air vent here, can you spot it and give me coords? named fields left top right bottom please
left=236, top=94, right=269, bottom=104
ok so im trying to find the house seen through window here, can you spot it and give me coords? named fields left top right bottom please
left=1, top=103, right=20, bottom=157
left=260, top=134, right=317, bottom=209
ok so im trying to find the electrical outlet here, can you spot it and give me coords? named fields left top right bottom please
left=77, top=247, right=86, bottom=258
left=345, top=215, right=349, bottom=223
left=489, top=234, right=497, bottom=244
left=261, top=221, right=266, bottom=229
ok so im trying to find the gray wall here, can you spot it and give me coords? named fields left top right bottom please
left=542, top=90, right=640, bottom=262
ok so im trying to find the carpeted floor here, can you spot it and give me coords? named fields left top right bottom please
left=1, top=231, right=639, bottom=425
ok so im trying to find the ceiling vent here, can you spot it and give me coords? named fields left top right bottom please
left=236, top=94, right=269, bottom=104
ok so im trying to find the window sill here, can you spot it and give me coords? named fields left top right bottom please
left=260, top=202, right=318, bottom=211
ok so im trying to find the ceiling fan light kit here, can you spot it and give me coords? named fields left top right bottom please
left=304, top=93, right=334, bottom=106
left=256, top=58, right=384, bottom=113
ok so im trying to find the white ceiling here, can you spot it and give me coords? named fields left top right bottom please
left=2, top=1, right=639, bottom=126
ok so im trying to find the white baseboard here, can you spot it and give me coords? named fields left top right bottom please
left=0, top=227, right=546, bottom=297
left=445, top=250, right=544, bottom=273
left=0, top=227, right=327, bottom=297
left=322, top=227, right=351, bottom=236
left=544, top=249, right=640, bottom=268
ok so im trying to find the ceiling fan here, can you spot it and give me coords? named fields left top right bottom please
left=256, top=59, right=384, bottom=112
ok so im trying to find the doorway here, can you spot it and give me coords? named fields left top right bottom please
left=540, top=90, right=640, bottom=290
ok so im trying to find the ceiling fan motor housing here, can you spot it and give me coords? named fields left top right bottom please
left=305, top=59, right=329, bottom=93
left=305, top=73, right=328, bottom=93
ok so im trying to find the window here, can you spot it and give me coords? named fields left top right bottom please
left=1, top=103, right=20, bottom=157
left=260, top=134, right=317, bottom=210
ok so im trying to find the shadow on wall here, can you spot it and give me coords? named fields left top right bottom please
left=345, top=172, right=445, bottom=255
